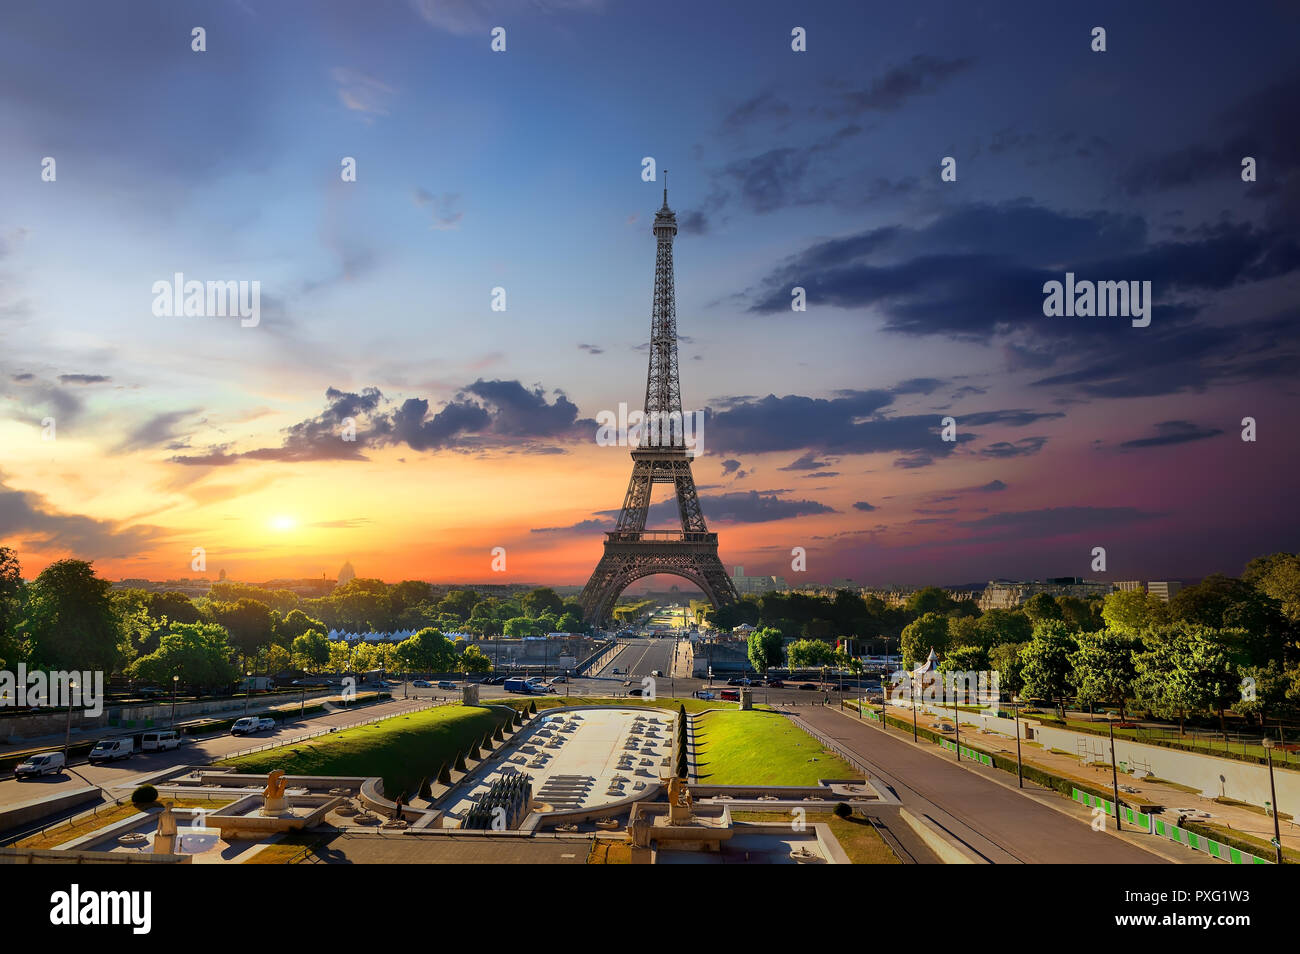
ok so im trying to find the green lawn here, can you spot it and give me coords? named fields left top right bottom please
left=219, top=703, right=513, bottom=800
left=733, top=810, right=899, bottom=864
left=693, top=709, right=857, bottom=785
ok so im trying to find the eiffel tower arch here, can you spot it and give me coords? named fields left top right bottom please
left=579, top=178, right=740, bottom=626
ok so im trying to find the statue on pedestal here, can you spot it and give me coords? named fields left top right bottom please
left=261, top=769, right=290, bottom=816
left=152, top=801, right=177, bottom=853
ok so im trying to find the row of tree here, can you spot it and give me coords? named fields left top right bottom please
left=0, top=551, right=530, bottom=690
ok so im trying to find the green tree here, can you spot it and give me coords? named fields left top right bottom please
left=523, top=587, right=564, bottom=619
left=1134, top=623, right=1239, bottom=735
left=394, top=627, right=457, bottom=672
left=900, top=612, right=949, bottom=668
left=129, top=622, right=238, bottom=690
left=0, top=547, right=25, bottom=669
left=937, top=644, right=989, bottom=674
left=457, top=644, right=492, bottom=673
left=1243, top=552, right=1300, bottom=624
left=1101, top=589, right=1169, bottom=633
left=211, top=598, right=274, bottom=661
left=292, top=630, right=330, bottom=671
left=975, top=609, right=1033, bottom=650
left=1022, top=592, right=1064, bottom=627
left=905, top=587, right=956, bottom=618
left=1235, top=664, right=1291, bottom=729
left=746, top=627, right=784, bottom=674
left=786, top=638, right=837, bottom=669
left=25, top=559, right=121, bottom=672
left=1070, top=629, right=1140, bottom=719
left=1019, top=620, right=1077, bottom=718
left=988, top=641, right=1028, bottom=696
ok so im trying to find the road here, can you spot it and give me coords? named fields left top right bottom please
left=0, top=697, right=430, bottom=818
left=795, top=705, right=1166, bottom=864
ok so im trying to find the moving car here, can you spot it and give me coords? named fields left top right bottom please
left=437, top=680, right=457, bottom=690
left=767, top=679, right=785, bottom=688
left=411, top=680, right=433, bottom=688
left=720, top=689, right=740, bottom=701
left=142, top=730, right=180, bottom=751
left=88, top=738, right=134, bottom=763
left=798, top=683, right=818, bottom=691
left=15, top=752, right=66, bottom=778
left=231, top=716, right=275, bottom=736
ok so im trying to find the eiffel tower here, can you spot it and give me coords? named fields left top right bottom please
left=578, top=178, right=740, bottom=625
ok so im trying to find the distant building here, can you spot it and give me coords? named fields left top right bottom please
left=337, top=561, right=356, bottom=585
left=1113, top=581, right=1144, bottom=592
left=1147, top=581, right=1183, bottom=603
left=731, top=566, right=787, bottom=595
left=978, top=578, right=1114, bottom=611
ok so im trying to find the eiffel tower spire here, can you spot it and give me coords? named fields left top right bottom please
left=579, top=182, right=740, bottom=626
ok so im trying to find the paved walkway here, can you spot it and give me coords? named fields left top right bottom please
left=795, top=705, right=1171, bottom=863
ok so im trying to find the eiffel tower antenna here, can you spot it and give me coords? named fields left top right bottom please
left=579, top=180, right=740, bottom=626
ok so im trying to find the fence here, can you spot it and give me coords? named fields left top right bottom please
left=1070, top=787, right=1274, bottom=864
left=793, top=718, right=873, bottom=779
left=221, top=701, right=435, bottom=760
left=939, top=738, right=993, bottom=766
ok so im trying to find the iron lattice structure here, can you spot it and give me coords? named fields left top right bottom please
left=579, top=182, right=740, bottom=625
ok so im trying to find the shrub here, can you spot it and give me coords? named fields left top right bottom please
left=418, top=776, right=432, bottom=799
left=131, top=784, right=158, bottom=806
left=833, top=802, right=853, bottom=820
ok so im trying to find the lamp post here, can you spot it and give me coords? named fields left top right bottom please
left=243, top=671, right=253, bottom=717
left=911, top=671, right=918, bottom=742
left=1012, top=699, right=1023, bottom=788
left=63, top=680, right=78, bottom=757
left=170, top=675, right=180, bottom=729
left=1109, top=720, right=1123, bottom=832
left=953, top=683, right=961, bottom=762
left=1263, top=738, right=1283, bottom=864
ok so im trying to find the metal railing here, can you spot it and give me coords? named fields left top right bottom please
left=220, top=701, right=436, bottom=761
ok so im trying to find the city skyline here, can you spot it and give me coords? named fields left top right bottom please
left=3, top=1, right=1299, bottom=591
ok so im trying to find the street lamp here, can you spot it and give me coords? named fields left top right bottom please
left=1109, top=719, right=1123, bottom=832
left=170, top=675, right=180, bottom=729
left=911, top=671, right=918, bottom=742
left=1012, top=699, right=1023, bottom=788
left=1263, top=738, right=1283, bottom=864
left=243, top=671, right=253, bottom=717
left=63, top=680, right=78, bottom=757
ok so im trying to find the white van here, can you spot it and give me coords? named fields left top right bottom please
left=141, top=730, right=180, bottom=752
left=15, top=752, right=66, bottom=778
left=88, top=738, right=134, bottom=763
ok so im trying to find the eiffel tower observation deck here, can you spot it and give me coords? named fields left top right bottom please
left=578, top=177, right=740, bottom=625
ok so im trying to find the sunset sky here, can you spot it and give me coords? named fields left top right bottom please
left=1, top=1, right=1298, bottom=590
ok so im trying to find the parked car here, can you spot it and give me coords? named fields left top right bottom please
left=15, top=752, right=66, bottom=778
left=437, top=680, right=457, bottom=690
left=720, top=689, right=740, bottom=701
left=411, top=680, right=433, bottom=688
left=141, top=730, right=180, bottom=752
left=767, top=679, right=785, bottom=688
left=231, top=716, right=275, bottom=736
left=693, top=690, right=715, bottom=700
left=629, top=687, right=645, bottom=696
left=88, top=738, right=134, bottom=763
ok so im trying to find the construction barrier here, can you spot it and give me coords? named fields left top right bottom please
left=1151, top=817, right=1273, bottom=865
left=1071, top=787, right=1152, bottom=831
left=940, top=738, right=993, bottom=766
